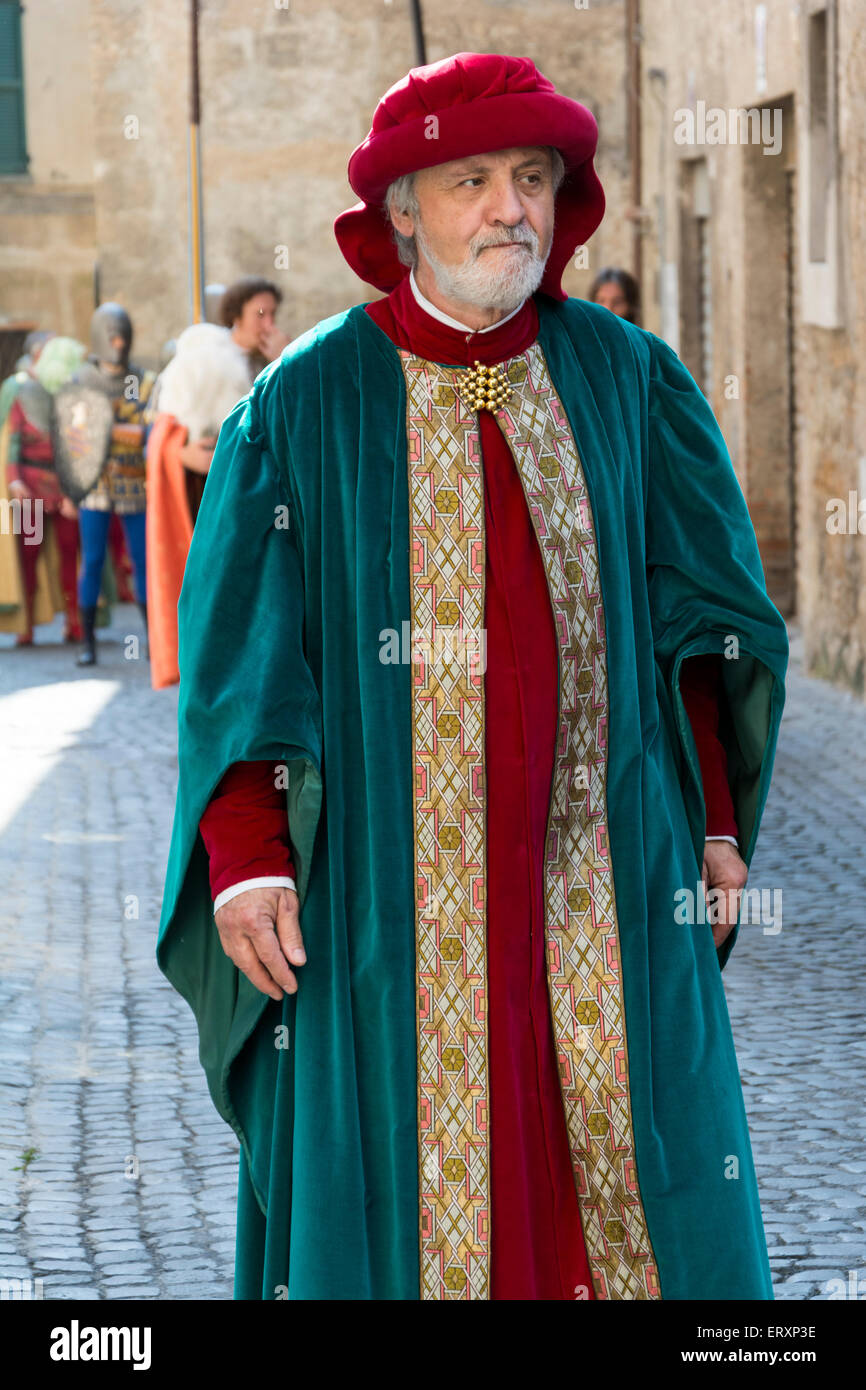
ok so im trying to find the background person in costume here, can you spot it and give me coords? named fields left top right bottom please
left=64, top=303, right=155, bottom=667
left=0, top=332, right=56, bottom=638
left=108, top=514, right=136, bottom=604
left=219, top=276, right=290, bottom=380
left=589, top=265, right=641, bottom=324
left=6, top=330, right=56, bottom=385
left=145, top=322, right=252, bottom=690
left=158, top=53, right=788, bottom=1302
left=2, top=335, right=85, bottom=645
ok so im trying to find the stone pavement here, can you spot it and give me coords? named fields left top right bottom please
left=724, top=625, right=866, bottom=1302
left=0, top=607, right=237, bottom=1301
left=0, top=609, right=863, bottom=1301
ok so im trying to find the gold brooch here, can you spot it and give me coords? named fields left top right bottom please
left=460, top=359, right=512, bottom=412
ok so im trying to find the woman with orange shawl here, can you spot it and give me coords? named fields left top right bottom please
left=145, top=323, right=251, bottom=688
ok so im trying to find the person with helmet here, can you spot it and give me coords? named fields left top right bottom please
left=68, top=303, right=155, bottom=666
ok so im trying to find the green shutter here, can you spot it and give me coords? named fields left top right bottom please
left=0, top=1, right=28, bottom=175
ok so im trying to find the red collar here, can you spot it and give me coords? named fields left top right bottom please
left=365, top=272, right=539, bottom=366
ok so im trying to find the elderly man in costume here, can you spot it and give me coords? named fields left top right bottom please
left=158, top=53, right=788, bottom=1301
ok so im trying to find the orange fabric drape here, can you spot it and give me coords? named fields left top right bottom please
left=145, top=414, right=193, bottom=689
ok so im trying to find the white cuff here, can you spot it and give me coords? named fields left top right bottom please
left=213, top=875, right=297, bottom=914
left=705, top=835, right=739, bottom=847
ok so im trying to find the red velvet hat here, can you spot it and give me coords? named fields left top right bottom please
left=334, top=51, right=605, bottom=302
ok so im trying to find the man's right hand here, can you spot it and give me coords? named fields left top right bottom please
left=214, top=886, right=305, bottom=1000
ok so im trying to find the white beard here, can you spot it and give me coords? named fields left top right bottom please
left=415, top=218, right=550, bottom=313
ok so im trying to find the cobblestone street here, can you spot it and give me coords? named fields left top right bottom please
left=0, top=609, right=863, bottom=1301
left=0, top=608, right=236, bottom=1301
left=724, top=626, right=866, bottom=1301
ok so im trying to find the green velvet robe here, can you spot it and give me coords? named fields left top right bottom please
left=157, top=295, right=788, bottom=1300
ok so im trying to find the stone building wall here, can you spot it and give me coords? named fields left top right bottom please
left=0, top=0, right=97, bottom=346
left=639, top=0, right=866, bottom=695
left=87, top=0, right=630, bottom=360
left=801, top=2, right=866, bottom=693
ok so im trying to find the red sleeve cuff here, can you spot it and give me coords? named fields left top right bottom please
left=199, top=760, right=296, bottom=901
left=680, top=655, right=739, bottom=839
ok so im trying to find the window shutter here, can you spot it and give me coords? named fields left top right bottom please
left=0, top=1, right=28, bottom=175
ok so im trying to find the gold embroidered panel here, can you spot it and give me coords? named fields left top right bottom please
left=494, top=344, right=659, bottom=1301
left=403, top=359, right=489, bottom=1301
left=400, top=341, right=659, bottom=1302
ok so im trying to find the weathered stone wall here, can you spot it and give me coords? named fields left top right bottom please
left=87, top=0, right=630, bottom=360
left=800, top=1, right=866, bottom=693
left=640, top=0, right=866, bottom=696
left=0, top=0, right=97, bottom=343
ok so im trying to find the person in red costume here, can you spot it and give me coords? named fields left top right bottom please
left=4, top=335, right=86, bottom=644
left=196, top=100, right=749, bottom=1300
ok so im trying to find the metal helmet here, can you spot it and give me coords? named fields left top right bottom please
left=23, top=329, right=55, bottom=363
left=91, top=302, right=133, bottom=367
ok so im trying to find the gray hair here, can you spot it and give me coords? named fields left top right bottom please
left=384, top=146, right=566, bottom=269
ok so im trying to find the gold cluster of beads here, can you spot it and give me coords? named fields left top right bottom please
left=461, top=359, right=512, bottom=412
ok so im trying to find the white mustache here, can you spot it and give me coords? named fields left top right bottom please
left=472, top=227, right=537, bottom=257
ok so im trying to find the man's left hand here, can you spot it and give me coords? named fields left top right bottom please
left=701, top=840, right=748, bottom=949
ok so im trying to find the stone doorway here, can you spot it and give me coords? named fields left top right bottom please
left=743, top=95, right=798, bottom=617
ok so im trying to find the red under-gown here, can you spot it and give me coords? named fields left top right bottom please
left=200, top=278, right=737, bottom=1299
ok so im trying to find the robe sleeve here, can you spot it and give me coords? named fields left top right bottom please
left=645, top=334, right=788, bottom=965
left=156, top=362, right=323, bottom=1134
left=199, top=760, right=297, bottom=901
